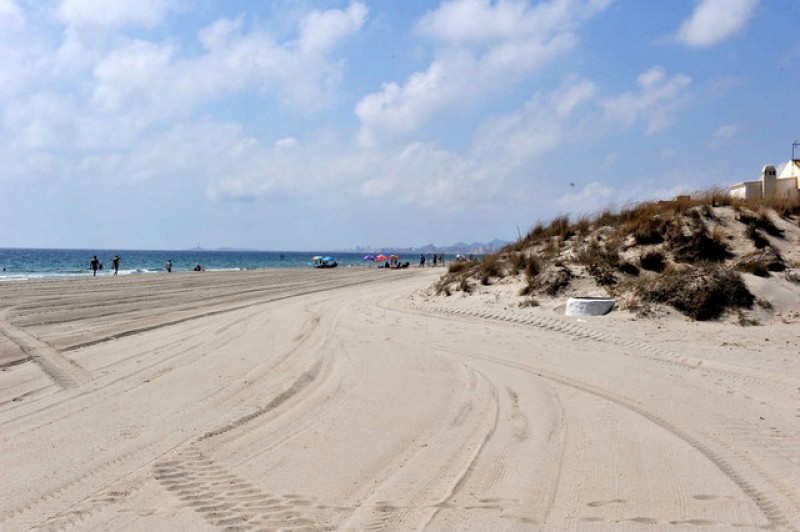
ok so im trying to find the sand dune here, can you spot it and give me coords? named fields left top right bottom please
left=1, top=269, right=798, bottom=530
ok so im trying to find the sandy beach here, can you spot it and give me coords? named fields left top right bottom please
left=1, top=268, right=798, bottom=530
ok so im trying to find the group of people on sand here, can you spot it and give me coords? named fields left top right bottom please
left=164, top=259, right=203, bottom=272
left=382, top=261, right=410, bottom=269
left=419, top=253, right=446, bottom=267
left=89, top=255, right=121, bottom=276
left=90, top=256, right=203, bottom=276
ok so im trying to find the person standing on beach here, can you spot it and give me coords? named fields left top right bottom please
left=419, top=254, right=425, bottom=267
left=112, top=255, right=120, bottom=275
left=90, top=255, right=100, bottom=276
left=165, top=259, right=173, bottom=273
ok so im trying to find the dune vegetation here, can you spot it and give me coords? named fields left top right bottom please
left=434, top=189, right=800, bottom=322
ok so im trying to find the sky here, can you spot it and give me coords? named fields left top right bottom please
left=0, top=0, right=798, bottom=251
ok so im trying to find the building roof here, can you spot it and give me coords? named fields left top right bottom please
left=729, top=180, right=759, bottom=188
left=779, top=159, right=800, bottom=179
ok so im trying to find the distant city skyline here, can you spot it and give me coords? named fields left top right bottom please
left=1, top=0, right=798, bottom=251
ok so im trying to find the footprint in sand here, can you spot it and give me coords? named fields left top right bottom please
left=693, top=494, right=719, bottom=501
left=587, top=498, right=626, bottom=508
left=671, top=518, right=717, bottom=526
left=629, top=517, right=658, bottom=524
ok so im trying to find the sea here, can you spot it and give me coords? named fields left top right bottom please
left=0, top=248, right=448, bottom=281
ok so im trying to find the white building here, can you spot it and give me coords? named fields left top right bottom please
left=729, top=161, right=800, bottom=200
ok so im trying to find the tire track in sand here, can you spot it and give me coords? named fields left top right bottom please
left=343, top=363, right=500, bottom=531
left=0, top=441, right=161, bottom=526
left=21, top=359, right=328, bottom=531
left=152, top=360, right=328, bottom=530
left=407, top=302, right=797, bottom=393
left=154, top=444, right=320, bottom=530
left=0, top=308, right=90, bottom=389
left=408, top=300, right=798, bottom=528
left=437, top=345, right=793, bottom=530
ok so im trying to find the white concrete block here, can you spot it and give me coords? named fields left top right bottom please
left=565, top=297, right=615, bottom=316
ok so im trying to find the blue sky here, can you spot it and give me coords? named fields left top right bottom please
left=1, top=0, right=798, bottom=251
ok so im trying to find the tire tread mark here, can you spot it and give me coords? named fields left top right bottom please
left=0, top=308, right=90, bottom=388
left=431, top=345, right=792, bottom=530
left=199, top=360, right=322, bottom=441
left=154, top=444, right=321, bottom=530
left=408, top=302, right=795, bottom=393
left=62, top=277, right=384, bottom=353
left=0, top=441, right=160, bottom=525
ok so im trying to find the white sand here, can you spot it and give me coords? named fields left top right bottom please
left=1, top=268, right=798, bottom=530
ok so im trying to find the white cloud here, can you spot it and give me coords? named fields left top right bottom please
left=472, top=78, right=595, bottom=173
left=554, top=78, right=596, bottom=116
left=3, top=92, right=77, bottom=150
left=661, top=147, right=679, bottom=160
left=0, top=3, right=368, bottom=157
left=675, top=0, right=758, bottom=48
left=355, top=61, right=450, bottom=146
left=555, top=180, right=696, bottom=216
left=416, top=0, right=610, bottom=45
left=556, top=181, right=614, bottom=211
left=0, top=0, right=24, bottom=30
left=356, top=0, right=611, bottom=146
left=601, top=66, right=691, bottom=134
left=0, top=1, right=375, bottom=219
left=359, top=142, right=477, bottom=207
left=357, top=78, right=597, bottom=208
left=602, top=152, right=618, bottom=169
left=275, top=137, right=299, bottom=149
left=708, top=123, right=739, bottom=147
left=58, top=0, right=178, bottom=31
left=298, top=2, right=367, bottom=54
left=90, top=40, right=176, bottom=116
left=194, top=77, right=599, bottom=211
left=198, top=17, right=243, bottom=51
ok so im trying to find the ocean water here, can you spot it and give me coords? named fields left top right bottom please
left=0, top=248, right=447, bottom=281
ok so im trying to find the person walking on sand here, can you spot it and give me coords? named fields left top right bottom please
left=112, top=255, right=120, bottom=275
left=90, top=255, right=100, bottom=276
left=419, top=254, right=425, bottom=267
left=90, top=255, right=102, bottom=276
left=165, top=259, right=173, bottom=273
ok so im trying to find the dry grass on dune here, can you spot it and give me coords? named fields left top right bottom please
left=434, top=189, right=800, bottom=322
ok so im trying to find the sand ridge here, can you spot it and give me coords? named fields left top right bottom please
left=1, top=268, right=798, bottom=530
